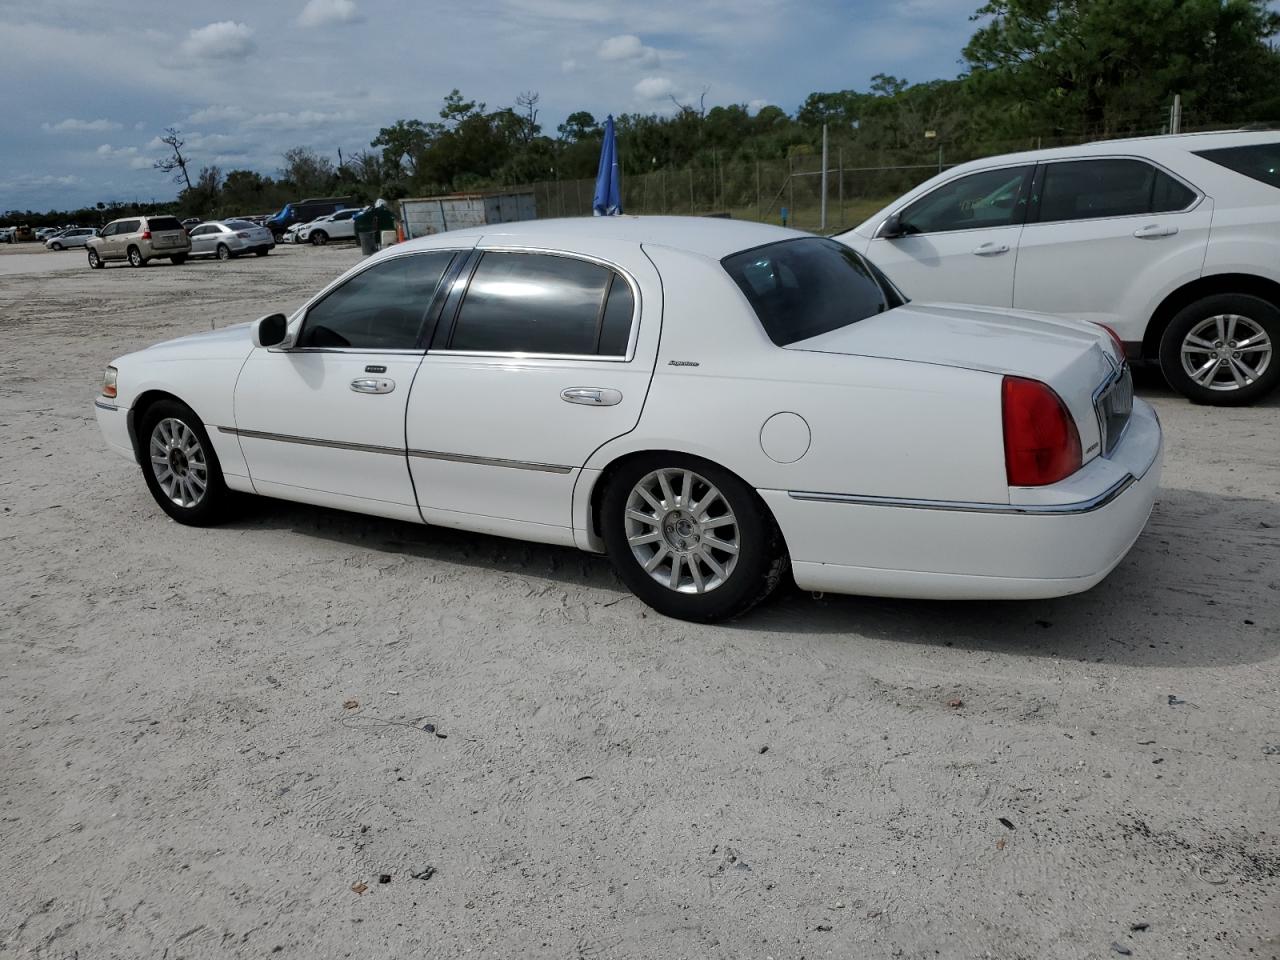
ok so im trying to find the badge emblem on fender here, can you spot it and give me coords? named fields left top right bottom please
left=668, top=360, right=700, bottom=367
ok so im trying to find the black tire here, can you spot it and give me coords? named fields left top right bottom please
left=1158, top=293, right=1280, bottom=406
left=127, top=245, right=146, bottom=268
left=254, top=247, right=269, bottom=256
left=216, top=243, right=232, bottom=261
left=51, top=242, right=63, bottom=251
left=137, top=400, right=231, bottom=526
left=601, top=453, right=788, bottom=622
left=169, top=253, right=187, bottom=265
left=311, top=231, right=328, bottom=246
left=87, top=248, right=103, bottom=269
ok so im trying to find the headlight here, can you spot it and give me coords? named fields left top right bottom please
left=103, top=365, right=117, bottom=398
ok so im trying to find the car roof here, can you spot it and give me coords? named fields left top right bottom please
left=396, top=215, right=810, bottom=260
left=946, top=128, right=1279, bottom=170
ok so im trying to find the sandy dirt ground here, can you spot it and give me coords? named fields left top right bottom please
left=1, top=242, right=1277, bottom=960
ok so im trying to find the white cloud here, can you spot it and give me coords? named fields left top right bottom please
left=129, top=157, right=154, bottom=170
left=186, top=104, right=248, bottom=125
left=42, top=118, right=121, bottom=133
left=747, top=99, right=770, bottom=113
left=299, top=0, right=363, bottom=27
left=633, top=76, right=677, bottom=100
left=133, top=121, right=147, bottom=131
left=598, top=34, right=659, bottom=67
left=242, top=110, right=357, bottom=130
left=561, top=58, right=578, bottom=73
left=95, top=144, right=140, bottom=159
left=181, top=21, right=256, bottom=60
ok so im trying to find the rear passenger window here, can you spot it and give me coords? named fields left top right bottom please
left=298, top=252, right=454, bottom=350
left=1194, top=142, right=1280, bottom=189
left=448, top=252, right=632, bottom=356
left=1037, top=159, right=1194, bottom=222
left=148, top=217, right=183, bottom=232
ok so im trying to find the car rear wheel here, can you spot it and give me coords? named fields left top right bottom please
left=127, top=246, right=146, bottom=268
left=311, top=231, right=328, bottom=246
left=254, top=247, right=269, bottom=256
left=1159, top=294, right=1279, bottom=405
left=170, top=253, right=187, bottom=265
left=216, top=243, right=232, bottom=261
left=87, top=248, right=103, bottom=269
left=601, top=454, right=788, bottom=622
left=139, top=400, right=231, bottom=525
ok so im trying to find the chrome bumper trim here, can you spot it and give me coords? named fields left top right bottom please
left=407, top=449, right=573, bottom=475
left=787, top=474, right=1136, bottom=516
left=94, top=399, right=119, bottom=412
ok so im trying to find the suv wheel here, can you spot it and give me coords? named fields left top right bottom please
left=601, top=454, right=788, bottom=622
left=310, top=231, right=328, bottom=246
left=1159, top=294, right=1279, bottom=405
left=127, top=245, right=146, bottom=268
left=87, top=248, right=103, bottom=269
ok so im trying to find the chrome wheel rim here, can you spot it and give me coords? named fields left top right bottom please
left=87, top=250, right=98, bottom=266
left=1180, top=314, right=1272, bottom=391
left=149, top=418, right=208, bottom=508
left=625, top=468, right=739, bottom=594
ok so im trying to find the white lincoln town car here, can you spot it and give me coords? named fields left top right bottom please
left=94, top=217, right=1162, bottom=621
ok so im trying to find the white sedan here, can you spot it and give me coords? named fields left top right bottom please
left=93, top=217, right=1162, bottom=622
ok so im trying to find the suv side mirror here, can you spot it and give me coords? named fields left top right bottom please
left=253, top=313, right=289, bottom=348
left=875, top=212, right=904, bottom=239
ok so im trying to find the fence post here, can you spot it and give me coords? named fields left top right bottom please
left=661, top=170, right=666, bottom=214
left=756, top=161, right=761, bottom=221
left=688, top=167, right=694, bottom=214
left=838, top=147, right=844, bottom=227
left=820, top=124, right=828, bottom=231
left=788, top=156, right=794, bottom=228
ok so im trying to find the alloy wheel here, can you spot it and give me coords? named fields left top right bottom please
left=624, top=468, right=740, bottom=594
left=149, top=418, right=208, bottom=508
left=1180, top=314, right=1273, bottom=391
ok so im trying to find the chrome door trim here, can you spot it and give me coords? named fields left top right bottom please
left=407, top=448, right=573, bottom=475
left=787, top=474, right=1136, bottom=515
left=216, top=426, right=402, bottom=456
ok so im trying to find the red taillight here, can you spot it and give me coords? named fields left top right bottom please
left=1095, top=322, right=1125, bottom=359
left=140, top=229, right=151, bottom=240
left=236, top=231, right=251, bottom=239
left=1001, top=376, right=1082, bottom=486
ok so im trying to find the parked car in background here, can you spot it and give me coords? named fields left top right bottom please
left=838, top=130, right=1280, bottom=405
left=35, top=227, right=60, bottom=241
left=85, top=215, right=191, bottom=268
left=93, top=217, right=1160, bottom=622
left=265, top=196, right=354, bottom=240
left=0, top=227, right=15, bottom=243
left=281, top=222, right=310, bottom=244
left=295, top=208, right=358, bottom=245
left=182, top=218, right=202, bottom=233
left=47, top=227, right=98, bottom=250
left=12, top=225, right=37, bottom=243
left=187, top=219, right=275, bottom=260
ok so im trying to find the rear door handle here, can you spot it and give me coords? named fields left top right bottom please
left=1133, top=224, right=1178, bottom=238
left=561, top=387, right=622, bottom=406
left=971, top=242, right=1010, bottom=256
left=350, top=378, right=395, bottom=394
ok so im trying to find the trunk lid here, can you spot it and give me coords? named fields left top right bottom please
left=787, top=301, right=1125, bottom=461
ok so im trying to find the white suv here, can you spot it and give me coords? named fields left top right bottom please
left=839, top=131, right=1280, bottom=405
left=296, top=208, right=358, bottom=245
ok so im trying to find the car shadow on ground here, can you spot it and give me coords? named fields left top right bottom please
left=223, top=483, right=1277, bottom=670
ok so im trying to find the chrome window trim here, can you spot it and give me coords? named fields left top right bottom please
left=787, top=473, right=1136, bottom=516
left=445, top=245, right=642, bottom=362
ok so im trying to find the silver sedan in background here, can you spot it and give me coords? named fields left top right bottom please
left=47, top=227, right=99, bottom=250
left=187, top=220, right=276, bottom=260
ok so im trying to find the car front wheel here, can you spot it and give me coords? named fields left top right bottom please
left=87, top=248, right=103, bottom=269
left=139, top=400, right=231, bottom=525
left=1159, top=294, right=1279, bottom=405
left=311, top=231, right=328, bottom=246
left=602, top=454, right=787, bottom=622
left=51, top=242, right=63, bottom=250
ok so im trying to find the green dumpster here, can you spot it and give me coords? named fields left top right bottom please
left=354, top=202, right=396, bottom=256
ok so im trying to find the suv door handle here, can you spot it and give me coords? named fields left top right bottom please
left=1133, top=223, right=1178, bottom=238
left=971, top=242, right=1010, bottom=256
left=561, top=387, right=622, bottom=406
left=350, top=378, right=395, bottom=394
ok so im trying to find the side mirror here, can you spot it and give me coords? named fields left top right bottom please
left=253, top=313, right=289, bottom=348
left=874, top=212, right=904, bottom=239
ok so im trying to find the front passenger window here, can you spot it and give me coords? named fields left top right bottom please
left=897, top=166, right=1032, bottom=235
left=298, top=252, right=455, bottom=350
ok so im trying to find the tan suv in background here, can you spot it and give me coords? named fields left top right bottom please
left=86, top=215, right=191, bottom=269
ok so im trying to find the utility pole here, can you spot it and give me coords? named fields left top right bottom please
left=820, top=124, right=829, bottom=231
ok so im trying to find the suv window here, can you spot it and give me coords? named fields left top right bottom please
left=333, top=210, right=357, bottom=221
left=1194, top=142, right=1280, bottom=189
left=723, top=237, right=903, bottom=347
left=224, top=220, right=256, bottom=230
left=116, top=220, right=141, bottom=234
left=298, top=252, right=455, bottom=350
left=147, top=217, right=183, bottom=232
left=448, top=252, right=630, bottom=356
left=1036, top=159, right=1194, bottom=222
left=897, top=166, right=1032, bottom=234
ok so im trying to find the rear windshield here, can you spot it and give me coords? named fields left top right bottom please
left=147, top=217, right=184, bottom=232
left=1194, top=142, right=1280, bottom=189
left=225, top=220, right=257, bottom=230
left=722, top=237, right=903, bottom=346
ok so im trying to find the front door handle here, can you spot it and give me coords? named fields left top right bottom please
left=561, top=387, right=622, bottom=406
left=1133, top=223, right=1178, bottom=238
left=971, top=241, right=1010, bottom=256
left=350, top=378, right=395, bottom=394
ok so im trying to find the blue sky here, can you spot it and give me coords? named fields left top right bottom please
left=0, top=0, right=979, bottom=211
